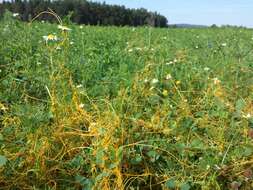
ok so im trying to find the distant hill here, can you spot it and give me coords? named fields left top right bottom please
left=169, top=23, right=208, bottom=28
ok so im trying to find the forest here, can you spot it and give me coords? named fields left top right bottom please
left=0, top=0, right=168, bottom=27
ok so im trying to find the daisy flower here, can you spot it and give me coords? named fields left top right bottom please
left=151, top=78, right=159, bottom=84
left=213, top=77, right=221, bottom=85
left=79, top=104, right=85, bottom=109
left=166, top=61, right=174, bottom=65
left=221, top=43, right=227, bottom=47
left=58, top=25, right=71, bottom=31
left=76, top=84, right=83, bottom=88
left=165, top=74, right=172, bottom=80
left=43, top=34, right=58, bottom=42
left=13, top=13, right=19, bottom=17
left=242, top=113, right=252, bottom=119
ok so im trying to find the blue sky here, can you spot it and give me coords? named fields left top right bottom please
left=92, top=0, right=253, bottom=27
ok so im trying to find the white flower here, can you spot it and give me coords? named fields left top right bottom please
left=243, top=113, right=252, bottom=119
left=13, top=13, right=19, bottom=17
left=166, top=61, right=174, bottom=65
left=3, top=25, right=9, bottom=32
left=37, top=62, right=42, bottom=65
left=213, top=77, right=221, bottom=85
left=79, top=103, right=85, bottom=109
left=76, top=84, right=83, bottom=88
left=195, top=46, right=199, bottom=49
left=214, top=164, right=221, bottom=170
left=165, top=74, right=172, bottom=80
left=132, top=28, right=136, bottom=31
left=206, top=165, right=210, bottom=170
left=173, top=58, right=178, bottom=63
left=80, top=25, right=83, bottom=29
left=56, top=46, right=61, bottom=50
left=144, top=79, right=149, bottom=83
left=149, top=86, right=155, bottom=91
left=70, top=41, right=74, bottom=45
left=58, top=25, right=71, bottom=31
left=204, top=67, right=210, bottom=71
left=221, top=43, right=227, bottom=47
left=41, top=20, right=45, bottom=23
left=151, top=78, right=159, bottom=84
left=162, top=37, right=167, bottom=40
left=128, top=49, right=133, bottom=52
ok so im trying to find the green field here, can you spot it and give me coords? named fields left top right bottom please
left=0, top=13, right=253, bottom=189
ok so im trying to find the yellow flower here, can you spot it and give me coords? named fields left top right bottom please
left=176, top=80, right=181, bottom=85
left=43, top=34, right=57, bottom=42
left=162, top=89, right=168, bottom=96
left=47, top=34, right=57, bottom=40
left=0, top=103, right=8, bottom=111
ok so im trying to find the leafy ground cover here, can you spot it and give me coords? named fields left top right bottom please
left=0, top=12, right=253, bottom=189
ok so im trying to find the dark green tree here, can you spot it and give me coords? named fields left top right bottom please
left=0, top=0, right=168, bottom=27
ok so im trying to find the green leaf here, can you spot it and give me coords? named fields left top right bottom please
left=70, top=155, right=83, bottom=169
left=249, top=119, right=253, bottom=128
left=0, top=133, right=3, bottom=141
left=235, top=99, right=245, bottom=113
left=75, top=175, right=86, bottom=185
left=165, top=179, right=176, bottom=189
left=131, top=154, right=142, bottom=164
left=95, top=171, right=110, bottom=182
left=175, top=143, right=186, bottom=156
left=147, top=150, right=160, bottom=162
left=117, top=146, right=123, bottom=161
left=47, top=111, right=54, bottom=120
left=180, top=183, right=191, bottom=190
left=75, top=175, right=93, bottom=190
left=243, top=146, right=253, bottom=157
left=191, top=139, right=204, bottom=149
left=96, top=148, right=104, bottom=165
left=0, top=155, right=7, bottom=167
left=147, top=150, right=157, bottom=158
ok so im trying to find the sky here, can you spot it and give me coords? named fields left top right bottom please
left=92, top=0, right=253, bottom=27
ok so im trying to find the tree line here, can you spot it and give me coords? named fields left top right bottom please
left=0, top=0, right=168, bottom=27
